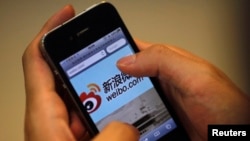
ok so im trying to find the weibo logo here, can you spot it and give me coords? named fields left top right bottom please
left=80, top=83, right=102, bottom=114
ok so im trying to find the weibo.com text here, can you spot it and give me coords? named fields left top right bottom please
left=102, top=72, right=144, bottom=101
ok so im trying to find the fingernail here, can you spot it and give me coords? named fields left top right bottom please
left=117, top=55, right=136, bottom=66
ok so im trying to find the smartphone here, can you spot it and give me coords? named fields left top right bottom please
left=41, top=2, right=190, bottom=141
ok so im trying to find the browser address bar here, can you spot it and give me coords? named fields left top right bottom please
left=106, top=38, right=126, bottom=53
left=67, top=50, right=107, bottom=77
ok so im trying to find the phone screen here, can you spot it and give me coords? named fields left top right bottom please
left=59, top=27, right=177, bottom=141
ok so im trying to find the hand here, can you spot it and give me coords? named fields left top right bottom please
left=117, top=40, right=250, bottom=141
left=22, top=5, right=139, bottom=141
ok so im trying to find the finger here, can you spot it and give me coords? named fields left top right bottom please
left=36, top=5, right=75, bottom=44
left=23, top=5, right=75, bottom=99
left=116, top=44, right=207, bottom=88
left=23, top=5, right=76, bottom=141
left=92, top=121, right=139, bottom=141
left=135, top=39, right=206, bottom=63
left=69, top=112, right=89, bottom=140
left=23, top=3, right=75, bottom=121
left=134, top=39, right=153, bottom=50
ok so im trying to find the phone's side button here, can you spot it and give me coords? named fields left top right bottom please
left=54, top=70, right=59, bottom=75
left=62, top=83, right=67, bottom=89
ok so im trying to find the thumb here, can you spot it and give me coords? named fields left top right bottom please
left=116, top=44, right=191, bottom=81
left=116, top=40, right=213, bottom=87
left=92, top=121, right=139, bottom=141
left=116, top=42, right=229, bottom=91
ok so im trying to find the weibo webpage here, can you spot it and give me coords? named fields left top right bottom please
left=61, top=28, right=177, bottom=140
